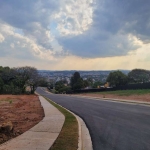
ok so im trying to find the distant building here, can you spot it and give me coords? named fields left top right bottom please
left=65, top=77, right=70, bottom=84
left=56, top=77, right=61, bottom=82
left=104, top=82, right=110, bottom=88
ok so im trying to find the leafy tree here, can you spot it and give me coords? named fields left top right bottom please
left=3, top=85, right=12, bottom=94
left=47, top=81, right=54, bottom=90
left=0, top=66, right=41, bottom=94
left=83, top=80, right=89, bottom=88
left=38, top=77, right=48, bottom=87
left=59, top=86, right=71, bottom=94
left=107, top=70, right=128, bottom=87
left=70, top=72, right=84, bottom=90
left=25, top=67, right=39, bottom=94
left=128, top=69, right=150, bottom=83
left=92, top=81, right=103, bottom=88
left=55, top=81, right=65, bottom=92
left=87, top=78, right=93, bottom=87
left=0, top=67, right=15, bottom=85
left=0, top=77, right=4, bottom=93
left=13, top=66, right=39, bottom=94
left=55, top=81, right=71, bottom=93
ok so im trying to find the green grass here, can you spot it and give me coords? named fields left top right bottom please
left=9, top=100, right=12, bottom=104
left=0, top=98, right=13, bottom=104
left=44, top=97, right=78, bottom=150
left=90, top=89, right=150, bottom=96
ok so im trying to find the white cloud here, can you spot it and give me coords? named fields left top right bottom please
left=0, top=22, right=55, bottom=61
left=54, top=0, right=94, bottom=35
left=10, top=43, right=14, bottom=48
left=0, top=33, right=4, bottom=43
left=0, top=0, right=95, bottom=61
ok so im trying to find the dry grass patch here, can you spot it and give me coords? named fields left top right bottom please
left=45, top=98, right=78, bottom=150
left=79, top=89, right=150, bottom=102
left=0, top=95, right=44, bottom=144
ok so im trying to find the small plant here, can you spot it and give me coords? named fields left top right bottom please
left=103, top=94, right=105, bottom=98
left=9, top=100, right=12, bottom=104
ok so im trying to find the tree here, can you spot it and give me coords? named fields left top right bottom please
left=92, top=81, right=103, bottom=88
left=128, top=69, right=150, bottom=83
left=55, top=81, right=71, bottom=93
left=0, top=66, right=17, bottom=94
left=83, top=80, right=89, bottom=88
left=13, top=66, right=39, bottom=94
left=0, top=66, right=41, bottom=94
left=55, top=81, right=65, bottom=92
left=0, top=77, right=4, bottom=93
left=38, top=77, right=48, bottom=87
left=70, top=72, right=84, bottom=90
left=86, top=78, right=93, bottom=87
left=25, top=67, right=39, bottom=94
left=107, top=70, right=128, bottom=87
left=0, top=67, right=15, bottom=85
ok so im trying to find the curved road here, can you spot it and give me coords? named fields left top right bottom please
left=36, top=87, right=150, bottom=150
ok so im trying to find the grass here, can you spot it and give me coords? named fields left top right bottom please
left=9, top=100, right=12, bottom=104
left=89, top=89, right=150, bottom=96
left=0, top=98, right=13, bottom=104
left=44, top=97, right=78, bottom=150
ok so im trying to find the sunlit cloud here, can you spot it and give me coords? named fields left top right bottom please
left=0, top=0, right=150, bottom=70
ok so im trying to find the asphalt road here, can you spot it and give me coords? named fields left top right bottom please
left=36, top=87, right=150, bottom=150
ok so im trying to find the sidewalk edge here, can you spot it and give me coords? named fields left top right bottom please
left=44, top=97, right=93, bottom=150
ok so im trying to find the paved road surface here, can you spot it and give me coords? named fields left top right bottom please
left=36, top=87, right=150, bottom=150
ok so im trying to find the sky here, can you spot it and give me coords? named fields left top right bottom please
left=0, top=0, right=150, bottom=70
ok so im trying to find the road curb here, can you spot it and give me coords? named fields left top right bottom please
left=45, top=97, right=93, bottom=150
left=102, top=97, right=150, bottom=105
left=68, top=94, right=150, bottom=106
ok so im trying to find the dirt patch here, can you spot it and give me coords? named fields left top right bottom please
left=0, top=95, right=44, bottom=144
left=77, top=93, right=150, bottom=102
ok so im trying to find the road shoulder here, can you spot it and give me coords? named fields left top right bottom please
left=46, top=97, right=93, bottom=150
left=68, top=94, right=150, bottom=106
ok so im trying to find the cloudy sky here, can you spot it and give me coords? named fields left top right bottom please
left=0, top=0, right=150, bottom=70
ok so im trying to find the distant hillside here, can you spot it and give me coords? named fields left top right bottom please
left=38, top=70, right=130, bottom=76
left=38, top=70, right=130, bottom=83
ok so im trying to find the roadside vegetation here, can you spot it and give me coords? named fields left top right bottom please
left=90, top=89, right=150, bottom=96
left=0, top=66, right=48, bottom=94
left=49, top=68, right=150, bottom=94
left=45, top=98, right=78, bottom=150
left=106, top=69, right=150, bottom=87
left=52, top=71, right=90, bottom=94
left=0, top=98, right=13, bottom=104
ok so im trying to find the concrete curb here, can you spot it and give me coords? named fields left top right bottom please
left=76, top=117, right=93, bottom=150
left=45, top=98, right=93, bottom=150
left=0, top=96, right=65, bottom=150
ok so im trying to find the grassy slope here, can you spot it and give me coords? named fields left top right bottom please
left=45, top=98, right=78, bottom=150
left=90, top=89, right=150, bottom=96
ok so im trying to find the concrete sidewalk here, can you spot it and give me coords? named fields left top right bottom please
left=0, top=96, right=65, bottom=150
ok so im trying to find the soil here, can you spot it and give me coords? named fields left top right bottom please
left=0, top=95, right=44, bottom=145
left=77, top=93, right=150, bottom=102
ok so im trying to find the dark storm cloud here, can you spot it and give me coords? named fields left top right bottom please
left=58, top=0, right=150, bottom=58
left=0, top=0, right=59, bottom=28
left=93, top=0, right=150, bottom=39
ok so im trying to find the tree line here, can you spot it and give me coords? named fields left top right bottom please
left=0, top=66, right=47, bottom=94
left=53, top=68, right=150, bottom=93
left=107, top=69, right=150, bottom=87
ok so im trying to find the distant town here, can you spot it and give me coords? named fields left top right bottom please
left=38, top=70, right=130, bottom=85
